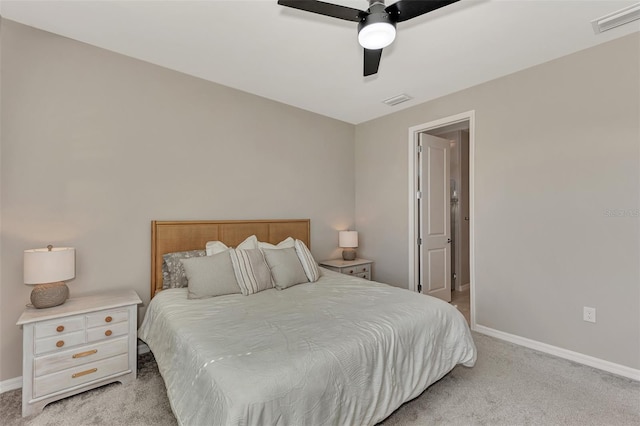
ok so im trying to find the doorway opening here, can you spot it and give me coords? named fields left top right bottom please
left=408, top=111, right=475, bottom=327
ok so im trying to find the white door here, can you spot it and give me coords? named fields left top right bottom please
left=419, top=134, right=451, bottom=302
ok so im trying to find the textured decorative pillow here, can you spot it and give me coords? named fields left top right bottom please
left=263, top=247, right=309, bottom=290
left=258, top=237, right=295, bottom=250
left=294, top=240, right=320, bottom=282
left=228, top=248, right=273, bottom=295
left=181, top=252, right=241, bottom=299
left=205, top=235, right=259, bottom=256
left=162, top=250, right=206, bottom=289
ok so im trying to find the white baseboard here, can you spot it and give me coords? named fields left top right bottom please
left=474, top=324, right=640, bottom=381
left=0, top=376, right=22, bottom=394
left=456, top=282, right=470, bottom=292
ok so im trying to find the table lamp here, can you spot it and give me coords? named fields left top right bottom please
left=24, top=245, right=75, bottom=309
left=339, top=231, right=358, bottom=261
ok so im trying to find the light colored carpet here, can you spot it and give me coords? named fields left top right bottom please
left=2, top=332, right=639, bottom=426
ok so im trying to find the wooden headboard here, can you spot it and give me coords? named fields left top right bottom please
left=150, top=219, right=310, bottom=298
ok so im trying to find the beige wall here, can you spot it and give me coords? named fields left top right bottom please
left=0, top=20, right=355, bottom=381
left=355, top=33, right=640, bottom=369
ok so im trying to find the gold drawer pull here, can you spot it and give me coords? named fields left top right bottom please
left=56, top=325, right=65, bottom=332
left=72, top=349, right=98, bottom=359
left=56, top=340, right=65, bottom=348
left=72, top=368, right=97, bottom=379
left=105, top=330, right=112, bottom=336
left=105, top=316, right=113, bottom=323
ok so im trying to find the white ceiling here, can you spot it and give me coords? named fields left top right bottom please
left=1, top=0, right=639, bottom=124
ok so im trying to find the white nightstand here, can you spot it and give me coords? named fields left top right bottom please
left=319, top=258, right=373, bottom=280
left=16, top=289, right=142, bottom=417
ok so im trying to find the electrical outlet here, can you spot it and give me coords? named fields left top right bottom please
left=583, top=306, right=596, bottom=323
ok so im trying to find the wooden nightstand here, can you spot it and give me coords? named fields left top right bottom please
left=16, top=289, right=142, bottom=417
left=319, top=258, right=373, bottom=280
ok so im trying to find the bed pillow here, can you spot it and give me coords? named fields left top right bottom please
left=228, top=248, right=273, bottom=295
left=205, top=240, right=228, bottom=256
left=294, top=240, right=320, bottom=283
left=237, top=235, right=259, bottom=250
left=162, top=249, right=207, bottom=289
left=181, top=252, right=241, bottom=299
left=180, top=252, right=241, bottom=299
left=205, top=234, right=259, bottom=256
left=258, top=237, right=295, bottom=250
left=263, top=247, right=309, bottom=290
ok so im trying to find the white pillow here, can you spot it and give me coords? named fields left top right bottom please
left=205, top=234, right=259, bottom=256
left=237, top=235, right=259, bottom=250
left=294, top=239, right=320, bottom=282
left=228, top=248, right=273, bottom=295
left=258, top=237, right=295, bottom=250
left=205, top=241, right=228, bottom=256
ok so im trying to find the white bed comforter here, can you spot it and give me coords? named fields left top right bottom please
left=138, top=269, right=476, bottom=426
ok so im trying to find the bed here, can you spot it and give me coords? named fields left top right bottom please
left=138, top=219, right=476, bottom=426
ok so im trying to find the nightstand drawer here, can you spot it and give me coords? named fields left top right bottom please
left=344, top=264, right=370, bottom=275
left=354, top=272, right=371, bottom=280
left=35, top=337, right=128, bottom=377
left=86, top=309, right=128, bottom=328
left=87, top=321, right=128, bottom=343
left=35, top=317, right=84, bottom=339
left=35, top=331, right=85, bottom=355
left=33, top=353, right=129, bottom=398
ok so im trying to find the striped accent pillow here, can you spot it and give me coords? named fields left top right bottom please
left=294, top=239, right=320, bottom=282
left=228, top=248, right=273, bottom=295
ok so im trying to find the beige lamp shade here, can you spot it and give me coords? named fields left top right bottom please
left=24, top=247, right=75, bottom=284
left=24, top=246, right=75, bottom=309
left=339, top=231, right=358, bottom=248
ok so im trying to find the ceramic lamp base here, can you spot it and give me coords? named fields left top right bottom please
left=30, top=282, right=69, bottom=309
left=342, top=248, right=356, bottom=261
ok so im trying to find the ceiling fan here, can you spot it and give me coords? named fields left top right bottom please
left=277, top=0, right=460, bottom=76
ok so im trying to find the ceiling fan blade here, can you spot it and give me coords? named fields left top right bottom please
left=363, top=48, right=383, bottom=76
left=278, top=0, right=366, bottom=22
left=386, top=0, right=459, bottom=23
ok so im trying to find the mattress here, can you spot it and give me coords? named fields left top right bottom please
left=138, top=268, right=476, bottom=426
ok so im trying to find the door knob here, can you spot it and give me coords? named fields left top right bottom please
left=447, top=238, right=451, bottom=243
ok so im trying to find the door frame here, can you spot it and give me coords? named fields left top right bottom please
left=407, top=110, right=476, bottom=328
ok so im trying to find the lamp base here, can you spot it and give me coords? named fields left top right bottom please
left=30, top=282, right=69, bottom=309
left=342, top=248, right=357, bottom=261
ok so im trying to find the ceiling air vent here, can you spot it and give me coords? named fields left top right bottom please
left=382, top=93, right=413, bottom=107
left=591, top=3, right=640, bottom=34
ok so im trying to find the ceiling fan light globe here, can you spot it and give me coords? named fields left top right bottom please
left=358, top=22, right=396, bottom=50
